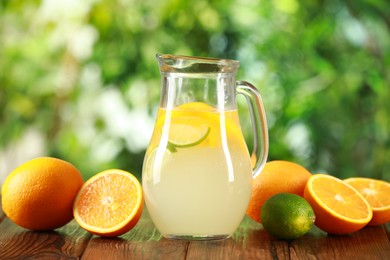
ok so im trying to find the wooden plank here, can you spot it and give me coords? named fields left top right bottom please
left=0, top=195, right=4, bottom=222
left=80, top=211, right=189, bottom=260
left=185, top=216, right=290, bottom=260
left=0, top=217, right=91, bottom=259
left=290, top=225, right=390, bottom=259
left=1, top=198, right=389, bottom=260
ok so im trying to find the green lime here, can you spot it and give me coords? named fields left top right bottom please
left=168, top=123, right=210, bottom=148
left=260, top=193, right=315, bottom=240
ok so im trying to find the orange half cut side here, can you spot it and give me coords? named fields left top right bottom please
left=344, top=177, right=390, bottom=226
left=304, top=174, right=372, bottom=234
left=73, top=169, right=143, bottom=237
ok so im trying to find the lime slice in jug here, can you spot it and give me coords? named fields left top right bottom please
left=168, top=123, right=210, bottom=148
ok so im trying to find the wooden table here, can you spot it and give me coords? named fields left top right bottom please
left=1, top=206, right=389, bottom=259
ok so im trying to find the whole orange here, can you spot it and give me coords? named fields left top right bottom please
left=1, top=157, right=84, bottom=230
left=246, top=160, right=312, bottom=223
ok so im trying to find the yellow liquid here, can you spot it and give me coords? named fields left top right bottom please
left=142, top=103, right=252, bottom=238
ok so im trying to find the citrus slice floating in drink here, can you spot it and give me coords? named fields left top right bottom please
left=344, top=177, right=390, bottom=226
left=176, top=101, right=216, bottom=112
left=168, top=123, right=210, bottom=148
left=303, top=174, right=372, bottom=234
left=73, top=169, right=143, bottom=237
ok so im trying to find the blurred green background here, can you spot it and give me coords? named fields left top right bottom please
left=1, top=0, right=389, bottom=183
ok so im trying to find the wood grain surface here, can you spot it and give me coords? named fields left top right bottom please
left=1, top=200, right=389, bottom=259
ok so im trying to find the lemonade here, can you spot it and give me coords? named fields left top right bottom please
left=142, top=103, right=253, bottom=240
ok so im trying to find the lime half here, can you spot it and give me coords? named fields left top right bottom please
left=168, top=123, right=210, bottom=148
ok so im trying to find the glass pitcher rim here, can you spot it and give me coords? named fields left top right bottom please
left=156, top=53, right=240, bottom=74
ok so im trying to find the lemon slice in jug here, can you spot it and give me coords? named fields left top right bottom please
left=168, top=123, right=210, bottom=148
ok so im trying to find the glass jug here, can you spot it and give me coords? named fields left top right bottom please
left=142, top=54, right=268, bottom=240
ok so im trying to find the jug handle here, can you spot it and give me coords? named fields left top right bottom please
left=236, top=81, right=269, bottom=178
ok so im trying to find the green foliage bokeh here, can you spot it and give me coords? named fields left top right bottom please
left=1, top=0, right=389, bottom=181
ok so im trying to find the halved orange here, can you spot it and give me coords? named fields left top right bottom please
left=344, top=177, right=390, bottom=226
left=304, top=174, right=372, bottom=234
left=73, top=169, right=143, bottom=237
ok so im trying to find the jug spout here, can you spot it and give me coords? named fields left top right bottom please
left=156, top=54, right=240, bottom=74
